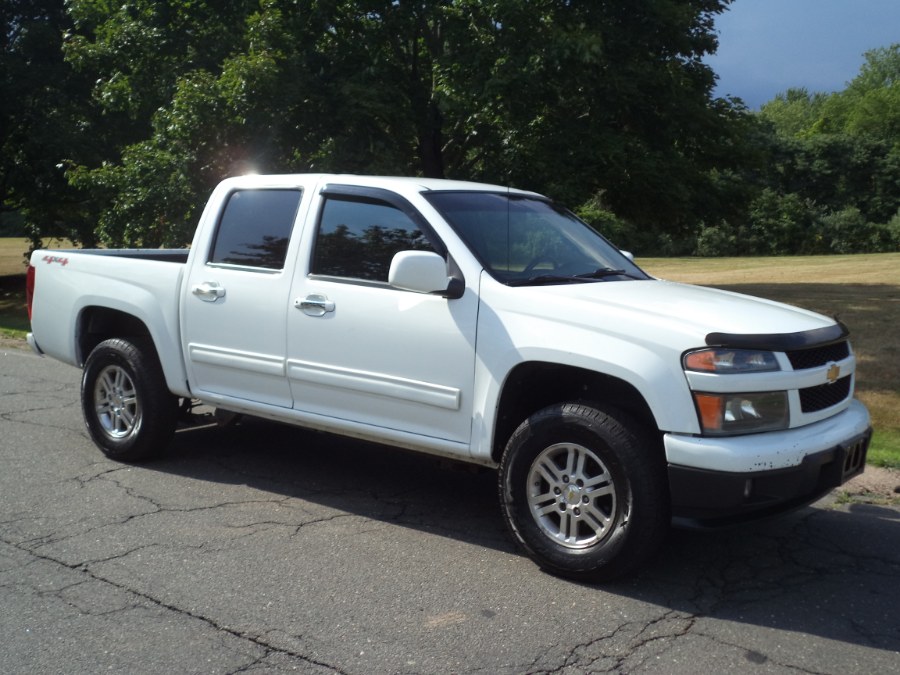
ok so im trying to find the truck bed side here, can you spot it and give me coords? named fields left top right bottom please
left=29, top=249, right=191, bottom=397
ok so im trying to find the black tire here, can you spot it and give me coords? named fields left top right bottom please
left=499, top=403, right=669, bottom=582
left=81, top=337, right=178, bottom=462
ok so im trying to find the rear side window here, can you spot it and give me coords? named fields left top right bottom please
left=312, top=197, right=436, bottom=282
left=209, top=189, right=302, bottom=270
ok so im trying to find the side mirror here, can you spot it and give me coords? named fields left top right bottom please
left=389, top=251, right=460, bottom=297
left=620, top=250, right=635, bottom=262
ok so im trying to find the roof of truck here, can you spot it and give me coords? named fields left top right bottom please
left=219, top=173, right=543, bottom=197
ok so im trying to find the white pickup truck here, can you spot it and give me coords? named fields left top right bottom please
left=26, top=174, right=871, bottom=580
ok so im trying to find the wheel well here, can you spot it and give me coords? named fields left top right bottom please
left=492, top=362, right=660, bottom=463
left=77, top=307, right=153, bottom=365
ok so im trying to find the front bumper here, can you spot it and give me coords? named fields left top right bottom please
left=664, top=400, right=872, bottom=525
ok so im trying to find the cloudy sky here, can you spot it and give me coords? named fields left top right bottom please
left=705, top=0, right=900, bottom=109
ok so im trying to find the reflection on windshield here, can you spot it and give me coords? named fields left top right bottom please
left=423, top=192, right=648, bottom=285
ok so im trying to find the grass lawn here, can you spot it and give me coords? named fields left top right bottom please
left=2, top=238, right=898, bottom=467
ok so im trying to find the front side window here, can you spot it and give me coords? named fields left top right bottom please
left=209, top=189, right=302, bottom=270
left=425, top=192, right=648, bottom=285
left=312, top=197, right=436, bottom=282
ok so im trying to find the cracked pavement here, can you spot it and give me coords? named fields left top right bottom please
left=1, top=348, right=898, bottom=674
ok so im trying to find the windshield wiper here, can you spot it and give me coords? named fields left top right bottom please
left=507, top=274, right=593, bottom=287
left=575, top=268, right=644, bottom=280
left=507, top=267, right=644, bottom=287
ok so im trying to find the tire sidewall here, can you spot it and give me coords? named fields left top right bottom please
left=500, top=403, right=665, bottom=581
left=81, top=338, right=174, bottom=461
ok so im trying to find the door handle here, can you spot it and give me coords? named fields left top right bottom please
left=296, top=294, right=335, bottom=317
left=192, top=281, right=226, bottom=302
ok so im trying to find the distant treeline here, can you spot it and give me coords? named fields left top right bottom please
left=2, top=1, right=898, bottom=255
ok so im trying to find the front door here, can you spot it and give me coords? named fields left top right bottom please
left=286, top=188, right=478, bottom=444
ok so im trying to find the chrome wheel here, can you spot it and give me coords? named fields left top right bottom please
left=526, top=442, right=618, bottom=549
left=93, top=364, right=139, bottom=439
left=500, top=404, right=669, bottom=580
left=82, top=338, right=177, bottom=461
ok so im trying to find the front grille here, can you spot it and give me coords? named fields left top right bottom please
left=799, top=375, right=851, bottom=413
left=786, top=341, right=850, bottom=370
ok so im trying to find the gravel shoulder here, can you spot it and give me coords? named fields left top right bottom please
left=840, top=465, right=900, bottom=505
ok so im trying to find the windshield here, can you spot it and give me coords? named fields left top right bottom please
left=423, top=191, right=648, bottom=286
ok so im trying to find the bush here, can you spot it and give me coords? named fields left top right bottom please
left=816, top=207, right=870, bottom=253
left=694, top=221, right=739, bottom=256
left=880, top=208, right=900, bottom=251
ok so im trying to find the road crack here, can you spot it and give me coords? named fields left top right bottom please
left=0, top=532, right=349, bottom=674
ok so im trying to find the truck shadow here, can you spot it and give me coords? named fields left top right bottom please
left=154, top=415, right=900, bottom=655
left=165, top=416, right=509, bottom=548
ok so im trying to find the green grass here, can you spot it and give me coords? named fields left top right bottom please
left=2, top=239, right=897, bottom=467
left=868, top=430, right=900, bottom=469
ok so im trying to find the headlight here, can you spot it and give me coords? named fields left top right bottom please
left=692, top=391, right=789, bottom=435
left=683, top=348, right=779, bottom=373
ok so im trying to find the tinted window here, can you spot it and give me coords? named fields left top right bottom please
left=312, top=197, right=435, bottom=282
left=210, top=189, right=302, bottom=270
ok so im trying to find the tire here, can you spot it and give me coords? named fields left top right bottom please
left=81, top=337, right=178, bottom=462
left=499, top=403, right=669, bottom=582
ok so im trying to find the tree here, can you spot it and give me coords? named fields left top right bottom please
left=820, top=44, right=900, bottom=139
left=758, top=88, right=828, bottom=138
left=57, top=0, right=743, bottom=247
left=753, top=43, right=900, bottom=252
left=761, top=45, right=900, bottom=144
left=1, top=0, right=101, bottom=250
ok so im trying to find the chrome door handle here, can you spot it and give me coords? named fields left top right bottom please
left=296, top=294, right=335, bottom=317
left=192, top=281, right=226, bottom=302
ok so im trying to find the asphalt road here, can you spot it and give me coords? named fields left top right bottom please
left=2, top=347, right=898, bottom=674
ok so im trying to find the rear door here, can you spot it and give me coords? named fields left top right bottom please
left=183, top=186, right=307, bottom=407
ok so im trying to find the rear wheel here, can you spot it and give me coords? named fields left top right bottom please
left=499, top=403, right=669, bottom=581
left=81, top=338, right=178, bottom=461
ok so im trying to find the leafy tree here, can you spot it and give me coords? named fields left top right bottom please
left=60, top=0, right=272, bottom=246
left=58, top=0, right=744, bottom=246
left=758, top=88, right=828, bottom=138
left=748, top=44, right=900, bottom=255
left=818, top=44, right=900, bottom=139
left=1, top=0, right=100, bottom=251
left=761, top=45, right=900, bottom=143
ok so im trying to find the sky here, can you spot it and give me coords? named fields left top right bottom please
left=705, top=0, right=900, bottom=109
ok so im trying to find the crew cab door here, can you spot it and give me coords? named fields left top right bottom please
left=286, top=186, right=478, bottom=445
left=183, top=187, right=307, bottom=407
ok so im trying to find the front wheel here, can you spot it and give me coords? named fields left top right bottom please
left=81, top=338, right=178, bottom=461
left=499, top=403, right=669, bottom=581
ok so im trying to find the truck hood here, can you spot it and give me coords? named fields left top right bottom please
left=496, top=278, right=837, bottom=352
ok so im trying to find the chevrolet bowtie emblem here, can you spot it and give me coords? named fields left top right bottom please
left=826, top=363, right=841, bottom=383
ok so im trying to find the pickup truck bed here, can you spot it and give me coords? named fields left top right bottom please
left=29, top=248, right=191, bottom=398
